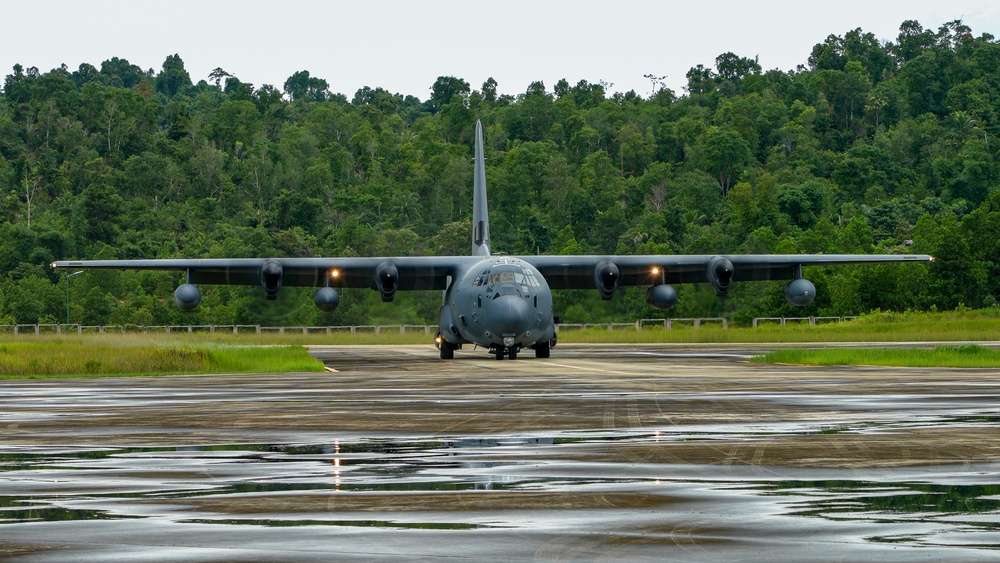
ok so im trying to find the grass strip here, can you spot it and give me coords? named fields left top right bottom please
left=561, top=312, right=1000, bottom=344
left=0, top=337, right=323, bottom=379
left=753, top=344, right=1000, bottom=368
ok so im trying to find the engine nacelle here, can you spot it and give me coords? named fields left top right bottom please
left=259, top=259, right=283, bottom=300
left=314, top=287, right=340, bottom=312
left=646, top=284, right=678, bottom=309
left=375, top=261, right=398, bottom=302
left=784, top=278, right=816, bottom=307
left=594, top=260, right=620, bottom=300
left=173, top=283, right=202, bottom=312
left=707, top=256, right=735, bottom=296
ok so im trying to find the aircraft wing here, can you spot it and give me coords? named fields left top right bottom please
left=520, top=254, right=934, bottom=289
left=53, top=253, right=933, bottom=291
left=51, top=257, right=475, bottom=291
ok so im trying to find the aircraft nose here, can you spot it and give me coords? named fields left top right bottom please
left=487, top=294, right=531, bottom=336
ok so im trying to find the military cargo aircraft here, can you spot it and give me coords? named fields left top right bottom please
left=53, top=121, right=932, bottom=360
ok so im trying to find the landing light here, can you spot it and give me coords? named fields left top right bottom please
left=330, top=269, right=341, bottom=279
left=651, top=267, right=660, bottom=275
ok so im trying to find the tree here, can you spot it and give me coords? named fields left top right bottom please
left=481, top=77, right=498, bottom=103
left=778, top=181, right=829, bottom=229
left=100, top=57, right=148, bottom=89
left=283, top=70, right=329, bottom=102
left=76, top=183, right=124, bottom=246
left=715, top=52, right=761, bottom=84
left=429, top=76, right=470, bottom=114
left=895, top=20, right=935, bottom=63
left=699, top=126, right=753, bottom=196
left=156, top=54, right=192, bottom=97
left=922, top=213, right=987, bottom=308
left=20, top=163, right=43, bottom=227
left=685, top=64, right=716, bottom=95
left=389, top=191, right=422, bottom=227
left=208, top=67, right=232, bottom=88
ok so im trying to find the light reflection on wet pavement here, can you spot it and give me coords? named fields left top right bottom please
left=2, top=343, right=1000, bottom=561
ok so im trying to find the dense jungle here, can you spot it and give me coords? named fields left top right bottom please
left=1, top=19, right=998, bottom=327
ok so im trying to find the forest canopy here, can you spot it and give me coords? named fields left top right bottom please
left=1, top=19, right=998, bottom=327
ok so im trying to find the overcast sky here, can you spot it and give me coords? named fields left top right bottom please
left=4, top=1, right=999, bottom=100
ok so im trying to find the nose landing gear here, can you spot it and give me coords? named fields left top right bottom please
left=490, top=345, right=519, bottom=360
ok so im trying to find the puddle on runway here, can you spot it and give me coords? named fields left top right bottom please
left=2, top=434, right=1000, bottom=552
left=755, top=480, right=1000, bottom=548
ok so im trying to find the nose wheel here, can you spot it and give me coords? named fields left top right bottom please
left=491, top=346, right=519, bottom=360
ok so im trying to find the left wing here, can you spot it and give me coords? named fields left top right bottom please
left=521, top=253, right=933, bottom=301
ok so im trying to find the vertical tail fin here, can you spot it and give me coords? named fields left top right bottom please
left=472, top=120, right=491, bottom=257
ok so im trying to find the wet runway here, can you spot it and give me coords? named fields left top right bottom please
left=2, top=343, right=1000, bottom=561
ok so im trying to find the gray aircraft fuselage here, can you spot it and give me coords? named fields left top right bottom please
left=439, top=257, right=555, bottom=357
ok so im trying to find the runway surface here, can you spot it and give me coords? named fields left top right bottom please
left=2, top=343, right=1000, bottom=561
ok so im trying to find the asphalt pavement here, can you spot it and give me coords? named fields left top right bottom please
left=2, top=343, right=1000, bottom=561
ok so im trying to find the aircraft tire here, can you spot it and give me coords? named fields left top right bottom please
left=494, top=348, right=504, bottom=360
left=534, top=342, right=550, bottom=358
left=508, top=347, right=518, bottom=360
left=440, top=343, right=455, bottom=360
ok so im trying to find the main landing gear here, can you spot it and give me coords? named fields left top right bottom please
left=531, top=335, right=556, bottom=359
left=436, top=332, right=458, bottom=360
left=533, top=341, right=550, bottom=358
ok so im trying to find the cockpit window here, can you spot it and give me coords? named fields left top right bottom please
left=473, top=266, right=541, bottom=295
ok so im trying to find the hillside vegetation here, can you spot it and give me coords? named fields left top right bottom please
left=2, top=19, right=998, bottom=327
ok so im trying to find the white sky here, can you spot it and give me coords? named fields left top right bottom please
left=4, top=1, right=1000, bottom=100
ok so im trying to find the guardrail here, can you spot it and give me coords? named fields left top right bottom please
left=636, top=318, right=728, bottom=330
left=0, top=316, right=860, bottom=335
left=751, top=316, right=859, bottom=327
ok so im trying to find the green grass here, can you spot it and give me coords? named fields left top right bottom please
left=753, top=344, right=1000, bottom=368
left=0, top=336, right=323, bottom=379
left=559, top=309, right=1000, bottom=344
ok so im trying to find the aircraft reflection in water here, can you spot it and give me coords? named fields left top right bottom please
left=443, top=438, right=554, bottom=490
left=53, top=121, right=932, bottom=360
